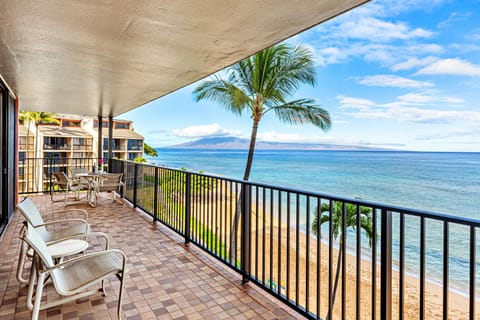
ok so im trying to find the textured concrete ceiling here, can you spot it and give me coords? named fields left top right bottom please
left=0, top=0, right=368, bottom=117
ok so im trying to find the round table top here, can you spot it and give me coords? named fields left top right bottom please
left=47, top=239, right=89, bottom=258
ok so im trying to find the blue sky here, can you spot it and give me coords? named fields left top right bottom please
left=123, top=0, right=480, bottom=152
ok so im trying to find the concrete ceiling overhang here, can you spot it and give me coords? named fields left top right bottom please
left=0, top=0, right=368, bottom=117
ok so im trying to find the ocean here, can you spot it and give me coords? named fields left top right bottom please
left=148, top=149, right=480, bottom=294
left=149, top=149, right=480, bottom=219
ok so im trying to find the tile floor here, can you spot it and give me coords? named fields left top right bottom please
left=0, top=194, right=302, bottom=320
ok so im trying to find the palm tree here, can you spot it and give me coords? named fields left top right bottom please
left=144, top=142, right=158, bottom=157
left=193, top=43, right=332, bottom=257
left=312, top=201, right=374, bottom=320
left=20, top=111, right=59, bottom=191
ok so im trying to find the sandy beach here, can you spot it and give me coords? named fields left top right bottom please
left=193, top=187, right=479, bottom=320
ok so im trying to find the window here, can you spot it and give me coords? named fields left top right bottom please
left=19, top=152, right=26, bottom=163
left=128, top=153, right=139, bottom=160
left=62, top=120, right=81, bottom=127
left=115, top=122, right=129, bottom=129
left=73, top=137, right=91, bottom=150
left=93, top=120, right=109, bottom=128
left=44, top=137, right=68, bottom=150
left=127, top=139, right=143, bottom=151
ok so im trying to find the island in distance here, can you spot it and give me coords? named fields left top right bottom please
left=168, top=137, right=391, bottom=151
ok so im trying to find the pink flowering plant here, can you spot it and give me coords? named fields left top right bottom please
left=98, top=158, right=105, bottom=170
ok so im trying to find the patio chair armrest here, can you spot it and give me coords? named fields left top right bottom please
left=44, top=208, right=89, bottom=220
left=45, top=233, right=89, bottom=246
left=40, top=249, right=127, bottom=273
left=34, top=218, right=88, bottom=227
left=85, top=232, right=110, bottom=250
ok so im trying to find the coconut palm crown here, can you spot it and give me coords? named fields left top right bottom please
left=193, top=43, right=331, bottom=180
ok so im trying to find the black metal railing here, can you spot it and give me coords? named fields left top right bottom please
left=19, top=157, right=106, bottom=194
left=109, top=159, right=479, bottom=320
left=17, top=157, right=479, bottom=319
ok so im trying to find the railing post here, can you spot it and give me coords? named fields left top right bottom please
left=241, top=183, right=251, bottom=284
left=153, top=167, right=159, bottom=222
left=381, top=209, right=392, bottom=320
left=49, top=158, right=53, bottom=195
left=133, top=162, right=137, bottom=208
left=184, top=172, right=191, bottom=244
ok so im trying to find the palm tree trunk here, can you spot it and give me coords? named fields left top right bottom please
left=230, top=118, right=260, bottom=262
left=326, top=245, right=343, bottom=320
left=242, top=118, right=259, bottom=180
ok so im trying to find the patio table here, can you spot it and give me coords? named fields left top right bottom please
left=75, top=172, right=107, bottom=207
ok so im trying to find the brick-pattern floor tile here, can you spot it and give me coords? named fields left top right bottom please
left=0, top=195, right=303, bottom=319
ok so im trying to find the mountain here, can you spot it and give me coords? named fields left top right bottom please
left=168, top=136, right=389, bottom=151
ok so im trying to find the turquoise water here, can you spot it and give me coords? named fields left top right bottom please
left=149, top=149, right=480, bottom=219
left=148, top=149, right=480, bottom=294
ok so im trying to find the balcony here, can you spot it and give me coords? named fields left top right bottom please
left=43, top=144, right=70, bottom=151
left=0, top=195, right=301, bottom=319
left=8, top=157, right=480, bottom=319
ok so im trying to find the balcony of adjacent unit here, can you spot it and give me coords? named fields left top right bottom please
left=72, top=137, right=93, bottom=151
left=43, top=136, right=70, bottom=151
left=127, top=139, right=143, bottom=151
left=18, top=126, right=34, bottom=153
left=103, top=138, right=124, bottom=152
left=39, top=125, right=92, bottom=152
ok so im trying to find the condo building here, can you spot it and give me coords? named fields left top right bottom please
left=18, top=114, right=144, bottom=192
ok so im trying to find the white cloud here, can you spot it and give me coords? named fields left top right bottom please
left=336, top=95, right=375, bottom=111
left=416, top=128, right=480, bottom=141
left=172, top=123, right=242, bottom=138
left=337, top=95, right=476, bottom=124
left=256, top=131, right=405, bottom=148
left=391, top=56, right=439, bottom=71
left=417, top=58, right=480, bottom=76
left=296, top=0, right=448, bottom=69
left=329, top=17, right=433, bottom=42
left=348, top=106, right=480, bottom=123
left=358, top=75, right=434, bottom=88
left=437, top=12, right=472, bottom=29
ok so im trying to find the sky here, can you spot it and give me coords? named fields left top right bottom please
left=123, top=0, right=480, bottom=152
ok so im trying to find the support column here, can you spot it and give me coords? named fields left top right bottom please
left=97, top=115, right=103, bottom=164
left=108, top=115, right=113, bottom=172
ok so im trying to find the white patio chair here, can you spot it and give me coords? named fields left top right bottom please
left=98, top=173, right=124, bottom=201
left=16, top=197, right=90, bottom=284
left=70, top=167, right=91, bottom=184
left=23, top=223, right=127, bottom=320
left=51, top=172, right=89, bottom=205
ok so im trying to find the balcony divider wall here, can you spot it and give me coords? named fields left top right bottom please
left=0, top=78, right=17, bottom=237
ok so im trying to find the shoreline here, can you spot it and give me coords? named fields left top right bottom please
left=249, top=210, right=480, bottom=319
left=196, top=181, right=480, bottom=319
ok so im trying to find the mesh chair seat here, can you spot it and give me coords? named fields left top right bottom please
left=54, top=251, right=123, bottom=293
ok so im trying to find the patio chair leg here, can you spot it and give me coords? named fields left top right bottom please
left=118, top=272, right=125, bottom=319
left=16, top=240, right=29, bottom=284
left=26, top=260, right=37, bottom=311
left=31, top=273, right=46, bottom=320
left=101, top=279, right=106, bottom=296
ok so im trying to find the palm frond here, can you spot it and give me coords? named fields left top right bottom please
left=192, top=77, right=251, bottom=115
left=267, top=99, right=331, bottom=131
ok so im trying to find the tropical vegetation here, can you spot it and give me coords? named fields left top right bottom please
left=312, top=201, right=374, bottom=319
left=193, top=43, right=332, bottom=256
left=19, top=111, right=60, bottom=191
left=143, top=142, right=158, bottom=157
